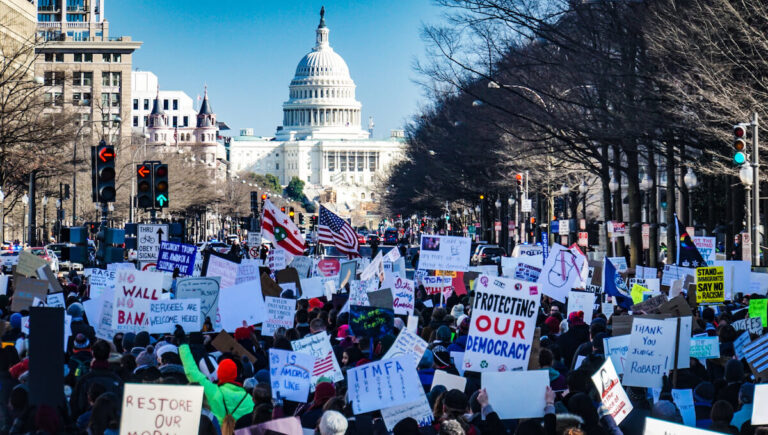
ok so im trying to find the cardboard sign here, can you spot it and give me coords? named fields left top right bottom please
left=538, top=244, right=587, bottom=303
left=623, top=318, right=676, bottom=389
left=481, top=370, right=548, bottom=419
left=263, top=297, right=295, bottom=336
left=658, top=296, right=693, bottom=317
left=147, top=299, right=200, bottom=334
left=176, top=277, right=221, bottom=329
left=743, top=333, right=768, bottom=380
left=156, top=241, right=196, bottom=276
left=750, top=298, right=767, bottom=327
left=380, top=391, right=434, bottom=432
left=465, top=275, right=539, bottom=372
left=289, top=256, right=313, bottom=278
left=732, top=317, right=762, bottom=335
left=753, top=384, right=768, bottom=425
left=275, top=268, right=303, bottom=297
left=631, top=294, right=669, bottom=314
left=119, top=383, right=203, bottom=435
left=291, top=332, right=344, bottom=384
left=16, top=251, right=48, bottom=277
left=260, top=273, right=283, bottom=298
left=211, top=330, right=256, bottom=364
left=604, top=334, right=630, bottom=375
left=36, top=264, right=63, bottom=294
left=218, top=280, right=266, bottom=331
left=661, top=265, right=695, bottom=287
left=689, top=336, right=720, bottom=360
left=136, top=224, right=169, bottom=262
left=349, top=305, right=394, bottom=339
left=111, top=270, right=164, bottom=333
left=592, top=358, right=632, bottom=424
left=391, top=275, right=414, bottom=315
left=268, top=348, right=313, bottom=403
left=11, top=277, right=48, bottom=311
left=423, top=276, right=452, bottom=295
left=696, top=266, right=724, bottom=304
left=347, top=356, right=422, bottom=414
left=383, top=328, right=427, bottom=368
left=431, top=370, right=467, bottom=392
left=418, top=235, right=471, bottom=272
left=205, top=254, right=239, bottom=289
left=567, top=290, right=594, bottom=324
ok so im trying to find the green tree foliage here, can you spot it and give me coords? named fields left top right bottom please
left=285, top=176, right=305, bottom=201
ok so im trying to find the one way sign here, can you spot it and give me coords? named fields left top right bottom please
left=137, top=224, right=169, bottom=262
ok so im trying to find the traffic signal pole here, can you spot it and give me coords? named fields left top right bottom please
left=752, top=112, right=760, bottom=266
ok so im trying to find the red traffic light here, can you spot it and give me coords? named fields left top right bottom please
left=137, top=165, right=149, bottom=178
left=98, top=146, right=114, bottom=162
left=734, top=125, right=746, bottom=138
left=155, top=165, right=168, bottom=177
left=261, top=194, right=267, bottom=200
left=281, top=206, right=286, bottom=213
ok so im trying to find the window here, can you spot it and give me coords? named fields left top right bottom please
left=52, top=92, right=62, bottom=106
left=143, top=99, right=149, bottom=110
left=143, top=116, right=148, bottom=126
left=73, top=71, right=92, bottom=86
left=44, top=71, right=63, bottom=86
left=103, top=53, right=121, bottom=63
left=340, top=153, right=347, bottom=172
left=110, top=93, right=119, bottom=107
left=163, top=99, right=168, bottom=110
left=183, top=116, right=188, bottom=127
left=101, top=72, right=120, bottom=87
left=133, top=116, right=138, bottom=127
left=44, top=53, right=63, bottom=62
left=172, top=116, right=178, bottom=127
left=80, top=113, right=90, bottom=125
left=72, top=92, right=91, bottom=106
left=133, top=99, right=138, bottom=110
left=173, top=99, right=178, bottom=110
left=73, top=53, right=92, bottom=62
left=101, top=93, right=108, bottom=107
left=276, top=163, right=279, bottom=170
left=102, top=72, right=110, bottom=86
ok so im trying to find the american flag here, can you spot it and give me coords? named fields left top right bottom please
left=312, top=351, right=335, bottom=376
left=262, top=199, right=305, bottom=256
left=318, top=205, right=359, bottom=257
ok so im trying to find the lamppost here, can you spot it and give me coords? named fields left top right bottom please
left=494, top=197, right=502, bottom=245
left=508, top=195, right=517, bottom=247
left=608, top=175, right=619, bottom=256
left=41, top=195, right=48, bottom=244
left=478, top=194, right=485, bottom=241
left=56, top=199, right=62, bottom=242
left=474, top=204, right=481, bottom=241
left=579, top=180, right=589, bottom=221
left=739, top=165, right=753, bottom=242
left=560, top=183, right=570, bottom=244
left=684, top=168, right=698, bottom=228
left=0, top=188, right=4, bottom=244
left=640, top=173, right=652, bottom=265
left=21, top=194, right=28, bottom=246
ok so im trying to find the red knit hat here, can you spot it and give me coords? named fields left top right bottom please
left=308, top=298, right=324, bottom=310
left=544, top=316, right=560, bottom=334
left=234, top=326, right=253, bottom=341
left=312, top=381, right=336, bottom=408
left=217, top=359, right=238, bottom=385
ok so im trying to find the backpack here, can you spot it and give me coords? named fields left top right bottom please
left=220, top=391, right=248, bottom=435
left=72, top=357, right=90, bottom=378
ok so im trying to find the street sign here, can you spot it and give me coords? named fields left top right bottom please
left=137, top=224, right=169, bottom=262
left=558, top=219, right=570, bottom=235
left=521, top=199, right=532, bottom=213
left=508, top=221, right=515, bottom=235
left=249, top=246, right=259, bottom=258
left=248, top=231, right=261, bottom=246
left=494, top=221, right=501, bottom=231
left=642, top=224, right=650, bottom=250
left=612, top=222, right=626, bottom=234
left=550, top=220, right=559, bottom=234
left=578, top=232, right=588, bottom=247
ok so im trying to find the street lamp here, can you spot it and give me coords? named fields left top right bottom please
left=640, top=173, right=652, bottom=223
left=21, top=194, right=28, bottom=246
left=0, top=188, right=4, bottom=244
left=42, top=195, right=48, bottom=244
left=684, top=168, right=698, bottom=226
left=608, top=176, right=619, bottom=193
left=579, top=179, right=589, bottom=222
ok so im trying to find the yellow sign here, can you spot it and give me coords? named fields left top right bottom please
left=696, top=266, right=725, bottom=304
left=630, top=283, right=650, bottom=305
left=435, top=270, right=457, bottom=277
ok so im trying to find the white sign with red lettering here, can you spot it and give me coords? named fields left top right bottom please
left=119, top=383, right=203, bottom=435
left=112, top=270, right=165, bottom=334
left=592, top=358, right=632, bottom=424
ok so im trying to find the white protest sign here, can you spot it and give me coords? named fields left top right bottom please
left=636, top=266, right=658, bottom=279
left=88, top=268, right=114, bottom=300
left=732, top=317, right=762, bottom=336
left=205, top=255, right=239, bottom=289
left=218, top=280, right=266, bottom=331
left=289, top=256, right=313, bottom=278
left=423, top=276, right=452, bottom=296
left=734, top=331, right=751, bottom=360
left=753, top=384, right=768, bottom=425
left=432, top=370, right=467, bottom=392
left=567, top=290, right=594, bottom=324
left=603, top=335, right=630, bottom=375
left=661, top=265, right=696, bottom=287
left=514, top=261, right=542, bottom=283
left=538, top=244, right=587, bottom=303
left=112, top=270, right=164, bottom=333
left=91, top=288, right=115, bottom=340
left=348, top=280, right=373, bottom=306
left=592, top=358, right=632, bottom=425
left=119, top=384, right=203, bottom=435
left=176, top=277, right=221, bottom=329
left=46, top=292, right=65, bottom=308
left=608, top=257, right=628, bottom=271
left=291, top=332, right=344, bottom=384
left=360, top=251, right=384, bottom=282
left=380, top=391, right=434, bottom=432
left=749, top=272, right=768, bottom=296
left=299, top=276, right=325, bottom=299
left=391, top=275, right=415, bottom=315
left=147, top=299, right=200, bottom=334
left=267, top=247, right=287, bottom=271
left=623, top=318, right=676, bottom=389
left=268, top=348, right=313, bottom=403
left=715, top=260, right=750, bottom=301
left=418, top=235, right=471, bottom=272
left=689, top=336, right=720, bottom=359
left=236, top=259, right=262, bottom=285
left=347, top=356, right=422, bottom=414
left=692, top=237, right=716, bottom=266
left=643, top=417, right=716, bottom=434
left=465, top=275, right=539, bottom=372
left=481, top=370, right=548, bottom=419
left=669, top=316, right=692, bottom=370
left=407, top=315, right=418, bottom=333
left=383, top=328, right=427, bottom=368
left=501, top=257, right=518, bottom=277
left=136, top=224, right=169, bottom=262
left=263, top=296, right=295, bottom=336
left=672, top=389, right=696, bottom=427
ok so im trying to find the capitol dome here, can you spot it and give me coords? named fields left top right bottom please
left=276, top=7, right=369, bottom=141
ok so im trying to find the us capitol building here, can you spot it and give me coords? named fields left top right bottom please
left=227, top=8, right=405, bottom=215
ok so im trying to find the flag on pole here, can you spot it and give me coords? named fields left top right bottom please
left=603, top=258, right=633, bottom=309
left=262, top=200, right=305, bottom=256
left=675, top=214, right=705, bottom=268
left=318, top=205, right=360, bottom=257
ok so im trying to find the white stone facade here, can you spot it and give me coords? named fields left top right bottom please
left=131, top=71, right=198, bottom=131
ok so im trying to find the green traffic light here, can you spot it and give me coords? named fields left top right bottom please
left=156, top=194, right=168, bottom=206
left=734, top=151, right=747, bottom=165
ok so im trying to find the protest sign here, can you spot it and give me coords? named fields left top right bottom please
left=299, top=276, right=325, bottom=299
left=368, top=288, right=394, bottom=310
left=347, top=356, right=422, bottom=414
left=743, top=334, right=768, bottom=379
left=538, top=244, right=587, bottom=303
left=28, top=308, right=64, bottom=407
left=291, top=332, right=344, bottom=384
left=111, top=270, right=164, bottom=333
left=423, top=276, right=452, bottom=296
left=349, top=305, right=394, bottom=339
left=749, top=298, right=767, bottom=327
left=715, top=260, right=750, bottom=300
left=671, top=389, right=696, bottom=427
left=636, top=266, right=658, bottom=279
left=514, top=261, right=542, bottom=282
left=380, top=392, right=434, bottom=432
left=147, top=299, right=200, bottom=334
left=432, top=370, right=467, bottom=392
left=88, top=268, right=114, bottom=300
left=689, top=336, right=720, bottom=359
left=750, top=272, right=768, bottom=296
left=391, top=275, right=415, bottom=315
left=592, top=358, right=632, bottom=424
left=0, top=275, right=8, bottom=296
left=481, top=370, right=548, bottom=419
left=501, top=257, right=517, bottom=277
left=360, top=251, right=384, bottom=282
left=119, top=383, right=203, bottom=435
left=36, top=264, right=62, bottom=294
left=205, top=254, right=239, bottom=289
left=383, top=328, right=427, bottom=367
left=11, top=277, right=47, bottom=311
left=16, top=251, right=47, bottom=277
left=661, top=265, right=695, bottom=287
left=604, top=334, right=630, bottom=375
left=631, top=294, right=668, bottom=314
left=317, top=258, right=341, bottom=277
left=268, top=348, right=313, bottom=403
left=156, top=241, right=196, bottom=276
left=210, top=330, right=256, bottom=364
left=643, top=417, right=716, bottom=434
left=176, top=277, right=221, bottom=329
left=267, top=247, right=287, bottom=271
left=46, top=292, right=65, bottom=308
left=88, top=288, right=115, bottom=341
left=696, top=266, right=724, bottom=304
left=418, top=235, right=471, bottom=272
left=236, top=259, right=262, bottom=285
left=732, top=317, right=762, bottom=335
left=753, top=384, right=768, bottom=425
left=669, top=316, right=692, bottom=369
left=659, top=296, right=693, bottom=317
left=692, top=236, right=716, bottom=266
left=734, top=331, right=751, bottom=360
left=465, top=275, right=539, bottom=372
left=218, top=280, right=266, bottom=331
left=567, top=290, right=594, bottom=324
left=289, top=256, right=313, bottom=278
left=608, top=256, right=628, bottom=272
left=631, top=283, right=651, bottom=305
left=348, top=280, right=372, bottom=306
left=623, top=318, right=676, bottom=389
left=338, top=261, right=356, bottom=288
left=263, top=296, right=295, bottom=336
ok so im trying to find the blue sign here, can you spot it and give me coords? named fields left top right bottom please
left=156, top=241, right=197, bottom=276
left=542, top=232, right=549, bottom=262
left=550, top=220, right=559, bottom=234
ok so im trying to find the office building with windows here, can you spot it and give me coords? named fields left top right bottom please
left=1, top=0, right=36, bottom=73
left=131, top=71, right=198, bottom=132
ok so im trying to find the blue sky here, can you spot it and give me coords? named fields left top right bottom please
left=108, top=0, right=441, bottom=139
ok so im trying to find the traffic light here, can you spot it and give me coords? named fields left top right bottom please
left=250, top=192, right=259, bottom=213
left=136, top=164, right=153, bottom=209
left=289, top=207, right=295, bottom=221
left=310, top=215, right=318, bottom=229
left=299, top=212, right=305, bottom=225
left=64, top=184, right=70, bottom=200
left=733, top=124, right=748, bottom=165
left=95, top=141, right=116, bottom=202
left=153, top=163, right=169, bottom=208
left=516, top=173, right=523, bottom=187
left=281, top=206, right=286, bottom=214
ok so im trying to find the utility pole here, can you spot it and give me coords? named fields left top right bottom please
left=753, top=112, right=760, bottom=266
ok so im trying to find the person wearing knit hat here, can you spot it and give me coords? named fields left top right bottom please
left=308, top=298, right=324, bottom=311
left=418, top=349, right=435, bottom=389
left=297, top=381, right=336, bottom=429
left=254, top=369, right=270, bottom=385
left=450, top=304, right=464, bottom=320
left=432, top=345, right=454, bottom=373
left=66, top=302, right=84, bottom=321
left=135, top=345, right=158, bottom=369
left=694, top=381, right=715, bottom=426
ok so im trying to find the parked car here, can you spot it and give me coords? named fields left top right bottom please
left=45, top=243, right=81, bottom=271
left=357, top=232, right=367, bottom=245
left=366, top=233, right=380, bottom=245
left=198, top=241, right=230, bottom=254
left=25, top=247, right=59, bottom=272
left=0, top=250, right=19, bottom=273
left=383, top=228, right=399, bottom=245
left=471, top=245, right=506, bottom=266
